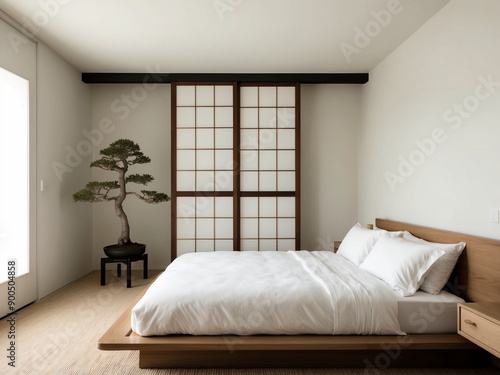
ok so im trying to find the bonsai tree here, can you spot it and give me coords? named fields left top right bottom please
left=73, top=139, right=170, bottom=246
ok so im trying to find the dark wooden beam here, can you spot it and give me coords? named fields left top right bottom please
left=82, top=73, right=368, bottom=84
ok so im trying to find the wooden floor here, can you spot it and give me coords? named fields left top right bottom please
left=0, top=270, right=498, bottom=374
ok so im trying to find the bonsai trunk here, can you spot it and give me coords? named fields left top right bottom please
left=115, top=166, right=130, bottom=245
left=115, top=201, right=130, bottom=245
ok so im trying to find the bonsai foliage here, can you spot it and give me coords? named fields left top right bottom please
left=73, top=139, right=170, bottom=245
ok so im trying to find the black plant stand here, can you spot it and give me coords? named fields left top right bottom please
left=101, top=253, right=148, bottom=288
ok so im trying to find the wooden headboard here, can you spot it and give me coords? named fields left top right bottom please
left=376, top=218, right=500, bottom=303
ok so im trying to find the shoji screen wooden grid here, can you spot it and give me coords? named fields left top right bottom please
left=171, top=82, right=300, bottom=259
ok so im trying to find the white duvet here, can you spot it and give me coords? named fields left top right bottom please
left=131, top=251, right=404, bottom=336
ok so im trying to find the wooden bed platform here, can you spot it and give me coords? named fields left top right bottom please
left=98, top=218, right=500, bottom=368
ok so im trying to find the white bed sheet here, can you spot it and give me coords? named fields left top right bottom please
left=131, top=251, right=404, bottom=336
left=396, top=290, right=464, bottom=333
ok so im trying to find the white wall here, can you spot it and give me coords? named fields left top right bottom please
left=358, top=0, right=500, bottom=238
left=90, top=84, right=360, bottom=268
left=301, top=85, right=360, bottom=250
left=37, top=43, right=93, bottom=298
left=91, top=85, right=171, bottom=270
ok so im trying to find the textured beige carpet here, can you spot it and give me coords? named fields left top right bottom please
left=0, top=271, right=498, bottom=375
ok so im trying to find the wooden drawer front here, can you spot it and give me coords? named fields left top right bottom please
left=460, top=308, right=500, bottom=355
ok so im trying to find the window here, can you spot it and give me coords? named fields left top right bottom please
left=0, top=18, right=37, bottom=317
left=172, top=83, right=300, bottom=258
left=0, top=67, right=29, bottom=282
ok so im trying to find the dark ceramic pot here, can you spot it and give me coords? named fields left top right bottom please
left=104, top=243, right=146, bottom=259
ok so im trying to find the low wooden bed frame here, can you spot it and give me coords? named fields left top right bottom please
left=98, top=218, right=500, bottom=368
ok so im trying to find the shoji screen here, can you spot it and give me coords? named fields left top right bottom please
left=239, top=84, right=300, bottom=252
left=172, top=83, right=299, bottom=259
left=172, top=83, right=237, bottom=257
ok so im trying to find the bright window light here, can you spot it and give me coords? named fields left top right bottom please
left=0, top=66, right=29, bottom=283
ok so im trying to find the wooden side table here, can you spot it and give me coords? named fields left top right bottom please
left=458, top=302, right=500, bottom=359
left=101, top=253, right=148, bottom=288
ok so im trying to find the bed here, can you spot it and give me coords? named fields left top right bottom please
left=98, top=218, right=500, bottom=368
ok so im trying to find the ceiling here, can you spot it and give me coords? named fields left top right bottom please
left=0, top=0, right=450, bottom=73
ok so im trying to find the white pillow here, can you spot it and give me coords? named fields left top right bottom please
left=360, top=233, right=445, bottom=296
left=402, top=232, right=466, bottom=295
left=337, top=223, right=385, bottom=265
left=373, top=226, right=405, bottom=237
